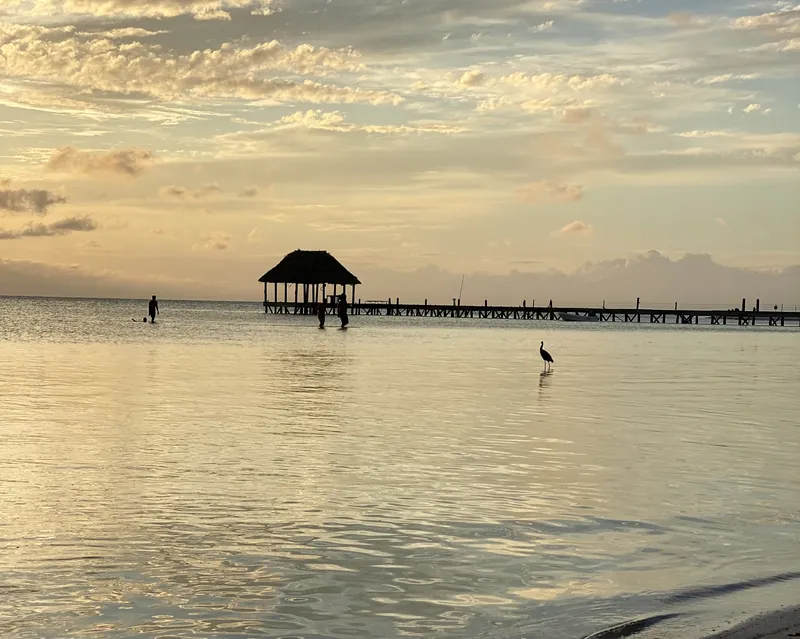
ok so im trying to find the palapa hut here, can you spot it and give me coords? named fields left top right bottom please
left=258, top=250, right=361, bottom=314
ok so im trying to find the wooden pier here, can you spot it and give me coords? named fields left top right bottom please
left=264, top=300, right=800, bottom=328
left=257, top=252, right=797, bottom=328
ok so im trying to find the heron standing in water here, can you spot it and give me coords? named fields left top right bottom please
left=540, top=341, right=554, bottom=371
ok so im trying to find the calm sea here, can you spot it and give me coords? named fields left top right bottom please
left=1, top=297, right=798, bottom=639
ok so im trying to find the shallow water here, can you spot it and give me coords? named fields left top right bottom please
left=1, top=297, right=798, bottom=638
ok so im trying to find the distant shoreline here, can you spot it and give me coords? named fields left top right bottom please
left=2, top=295, right=800, bottom=312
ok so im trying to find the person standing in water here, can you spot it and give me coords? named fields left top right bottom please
left=148, top=295, right=159, bottom=323
left=317, top=297, right=327, bottom=329
left=337, top=294, right=349, bottom=328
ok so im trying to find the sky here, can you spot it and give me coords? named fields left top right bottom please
left=0, top=0, right=798, bottom=304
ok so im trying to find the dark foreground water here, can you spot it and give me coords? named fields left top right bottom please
left=1, top=297, right=798, bottom=638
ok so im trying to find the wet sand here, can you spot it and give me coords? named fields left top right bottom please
left=706, top=606, right=800, bottom=639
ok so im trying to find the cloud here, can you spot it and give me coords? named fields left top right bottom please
left=195, top=183, right=222, bottom=198
left=195, top=231, right=231, bottom=250
left=0, top=0, right=277, bottom=21
left=160, top=183, right=222, bottom=199
left=238, top=186, right=260, bottom=198
left=562, top=107, right=595, bottom=124
left=743, top=103, right=771, bottom=114
left=457, top=70, right=486, bottom=87
left=0, top=215, right=98, bottom=240
left=668, top=12, right=700, bottom=28
left=697, top=73, right=760, bottom=85
left=0, top=183, right=66, bottom=215
left=731, top=7, right=800, bottom=55
left=216, top=111, right=463, bottom=151
left=517, top=181, right=583, bottom=204
left=732, top=9, right=800, bottom=33
left=676, top=130, right=734, bottom=138
left=559, top=220, right=592, bottom=235
left=87, top=28, right=169, bottom=39
left=159, top=185, right=188, bottom=199
left=46, top=147, right=155, bottom=177
left=500, top=72, right=624, bottom=91
left=273, top=109, right=461, bottom=134
left=0, top=24, right=399, bottom=107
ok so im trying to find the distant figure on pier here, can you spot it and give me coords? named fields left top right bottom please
left=548, top=299, right=553, bottom=308
left=338, top=294, right=349, bottom=328
left=317, top=298, right=326, bottom=329
left=540, top=341, right=554, bottom=371
left=148, top=295, right=159, bottom=323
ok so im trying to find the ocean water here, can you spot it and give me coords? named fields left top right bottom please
left=0, top=297, right=798, bottom=639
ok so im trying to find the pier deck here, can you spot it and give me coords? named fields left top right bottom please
left=264, top=301, right=800, bottom=327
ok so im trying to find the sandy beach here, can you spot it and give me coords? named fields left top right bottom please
left=706, top=606, right=800, bottom=639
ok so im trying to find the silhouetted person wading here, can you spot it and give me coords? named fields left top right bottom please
left=338, top=294, right=349, bottom=328
left=317, top=298, right=326, bottom=329
left=149, top=295, right=159, bottom=323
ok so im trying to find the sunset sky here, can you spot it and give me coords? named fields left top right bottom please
left=0, top=0, right=798, bottom=302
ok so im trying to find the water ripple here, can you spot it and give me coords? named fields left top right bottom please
left=0, top=298, right=798, bottom=638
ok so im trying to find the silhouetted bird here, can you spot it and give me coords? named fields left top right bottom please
left=540, top=341, right=553, bottom=371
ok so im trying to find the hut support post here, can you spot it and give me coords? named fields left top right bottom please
left=294, top=283, right=298, bottom=314
left=274, top=283, right=278, bottom=313
left=263, top=281, right=268, bottom=313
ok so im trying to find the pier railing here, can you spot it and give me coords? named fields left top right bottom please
left=264, top=300, right=800, bottom=327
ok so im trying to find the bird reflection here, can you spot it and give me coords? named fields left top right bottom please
left=539, top=371, right=553, bottom=388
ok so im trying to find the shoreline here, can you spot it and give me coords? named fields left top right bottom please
left=704, top=606, right=800, bottom=639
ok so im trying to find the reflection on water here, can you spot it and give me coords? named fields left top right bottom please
left=0, top=297, right=798, bottom=638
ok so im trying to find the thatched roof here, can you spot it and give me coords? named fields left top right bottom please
left=258, top=250, right=361, bottom=285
